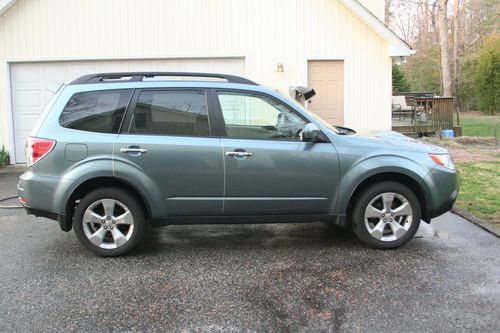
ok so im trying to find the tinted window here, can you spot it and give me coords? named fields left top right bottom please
left=59, top=90, right=132, bottom=133
left=217, top=91, right=306, bottom=140
left=130, top=90, right=209, bottom=136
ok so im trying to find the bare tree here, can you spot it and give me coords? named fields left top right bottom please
left=452, top=0, right=461, bottom=103
left=438, top=0, right=453, bottom=96
left=385, top=0, right=392, bottom=26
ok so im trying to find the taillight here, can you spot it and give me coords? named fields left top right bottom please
left=25, top=137, right=56, bottom=166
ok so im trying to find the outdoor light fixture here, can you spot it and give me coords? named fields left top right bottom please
left=276, top=63, right=284, bottom=72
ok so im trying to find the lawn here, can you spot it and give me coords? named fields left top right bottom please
left=458, top=112, right=500, bottom=137
left=455, top=161, right=500, bottom=226
left=422, top=136, right=500, bottom=227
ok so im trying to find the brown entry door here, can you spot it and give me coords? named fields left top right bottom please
left=307, top=60, right=344, bottom=126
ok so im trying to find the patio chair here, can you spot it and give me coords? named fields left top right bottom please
left=392, top=96, right=416, bottom=123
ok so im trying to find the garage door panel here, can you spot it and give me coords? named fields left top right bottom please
left=14, top=90, right=42, bottom=107
left=16, top=114, right=38, bottom=132
left=70, top=63, right=100, bottom=78
left=10, top=58, right=245, bottom=163
left=185, top=61, right=210, bottom=72
left=98, top=62, right=129, bottom=73
left=156, top=61, right=182, bottom=71
left=43, top=64, right=70, bottom=82
left=11, top=64, right=41, bottom=82
left=127, top=61, right=158, bottom=72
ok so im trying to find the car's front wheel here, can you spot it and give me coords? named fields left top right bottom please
left=351, top=181, right=421, bottom=249
left=73, top=188, right=146, bottom=256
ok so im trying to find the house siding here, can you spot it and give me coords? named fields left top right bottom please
left=0, top=0, right=392, bottom=150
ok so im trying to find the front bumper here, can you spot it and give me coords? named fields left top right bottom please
left=423, top=166, right=460, bottom=221
left=427, top=189, right=459, bottom=219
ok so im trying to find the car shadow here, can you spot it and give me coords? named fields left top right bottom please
left=134, top=222, right=362, bottom=255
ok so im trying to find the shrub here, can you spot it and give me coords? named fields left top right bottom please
left=475, top=33, right=500, bottom=114
left=392, top=64, right=411, bottom=92
left=0, top=146, right=8, bottom=167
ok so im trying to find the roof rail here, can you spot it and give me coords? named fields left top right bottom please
left=69, top=72, right=258, bottom=85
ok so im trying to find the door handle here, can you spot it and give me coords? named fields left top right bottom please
left=120, top=147, right=148, bottom=154
left=225, top=151, right=253, bottom=157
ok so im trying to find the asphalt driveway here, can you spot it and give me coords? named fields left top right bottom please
left=0, top=169, right=498, bottom=332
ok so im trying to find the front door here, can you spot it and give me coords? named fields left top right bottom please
left=215, top=90, right=340, bottom=216
left=307, top=60, right=344, bottom=126
left=115, top=89, right=223, bottom=216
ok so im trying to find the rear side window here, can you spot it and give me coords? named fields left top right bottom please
left=59, top=89, right=133, bottom=133
left=129, top=90, right=209, bottom=136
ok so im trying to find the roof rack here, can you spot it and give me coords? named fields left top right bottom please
left=70, top=72, right=258, bottom=85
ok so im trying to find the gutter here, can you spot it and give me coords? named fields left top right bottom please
left=0, top=0, right=16, bottom=16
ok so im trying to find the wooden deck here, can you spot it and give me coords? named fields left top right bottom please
left=392, top=97, right=454, bottom=136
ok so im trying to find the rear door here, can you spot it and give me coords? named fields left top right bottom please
left=213, top=89, right=340, bottom=216
left=114, top=88, right=224, bottom=217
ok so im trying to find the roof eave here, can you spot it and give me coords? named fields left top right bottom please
left=0, top=0, right=16, bottom=16
left=390, top=45, right=417, bottom=57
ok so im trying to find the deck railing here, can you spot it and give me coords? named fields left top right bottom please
left=393, top=93, right=454, bottom=134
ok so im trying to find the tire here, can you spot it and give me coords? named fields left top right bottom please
left=73, top=188, right=146, bottom=256
left=351, top=181, right=421, bottom=249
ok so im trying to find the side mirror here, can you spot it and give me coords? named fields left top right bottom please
left=302, top=123, right=321, bottom=142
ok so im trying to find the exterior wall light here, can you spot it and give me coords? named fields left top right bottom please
left=276, top=63, right=284, bottom=72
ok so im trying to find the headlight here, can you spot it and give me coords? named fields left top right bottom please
left=429, top=153, right=455, bottom=170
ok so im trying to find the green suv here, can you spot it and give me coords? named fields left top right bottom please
left=18, top=72, right=459, bottom=256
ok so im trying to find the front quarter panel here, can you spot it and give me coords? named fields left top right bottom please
left=335, top=146, right=434, bottom=215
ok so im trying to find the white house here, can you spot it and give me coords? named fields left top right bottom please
left=0, top=0, right=413, bottom=164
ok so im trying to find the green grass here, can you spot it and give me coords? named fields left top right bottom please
left=456, top=161, right=500, bottom=226
left=458, top=113, right=500, bottom=137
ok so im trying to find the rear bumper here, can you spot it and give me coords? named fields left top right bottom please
left=18, top=170, right=65, bottom=213
left=22, top=205, right=72, bottom=231
left=23, top=206, right=58, bottom=220
left=18, top=170, right=73, bottom=231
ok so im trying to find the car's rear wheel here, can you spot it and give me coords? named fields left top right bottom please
left=351, top=181, right=421, bottom=249
left=73, top=188, right=146, bottom=256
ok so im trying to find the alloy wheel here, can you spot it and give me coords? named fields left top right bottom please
left=82, top=199, right=135, bottom=249
left=364, top=192, right=413, bottom=242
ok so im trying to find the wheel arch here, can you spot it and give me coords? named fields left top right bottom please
left=345, top=172, right=429, bottom=223
left=63, top=177, right=152, bottom=230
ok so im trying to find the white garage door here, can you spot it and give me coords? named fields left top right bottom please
left=10, top=58, right=245, bottom=163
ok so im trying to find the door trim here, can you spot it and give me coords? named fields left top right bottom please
left=4, top=62, right=16, bottom=163
left=150, top=213, right=343, bottom=227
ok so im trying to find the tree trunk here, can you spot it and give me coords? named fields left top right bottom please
left=439, top=0, right=453, bottom=96
left=453, top=0, right=460, bottom=105
left=385, top=0, right=391, bottom=26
